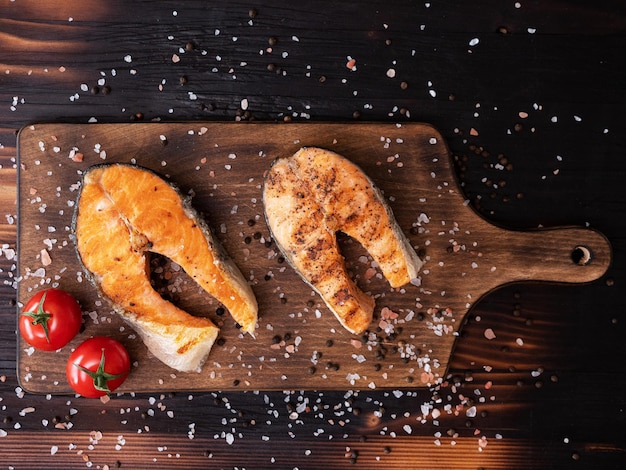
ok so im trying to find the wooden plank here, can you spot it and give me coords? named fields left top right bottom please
left=0, top=432, right=574, bottom=469
left=16, top=122, right=611, bottom=394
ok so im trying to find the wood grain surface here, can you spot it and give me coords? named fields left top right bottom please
left=1, top=1, right=626, bottom=469
left=18, top=122, right=610, bottom=394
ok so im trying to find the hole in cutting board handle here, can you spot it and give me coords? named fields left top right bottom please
left=571, top=245, right=592, bottom=266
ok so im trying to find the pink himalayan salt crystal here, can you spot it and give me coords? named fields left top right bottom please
left=484, top=328, right=496, bottom=340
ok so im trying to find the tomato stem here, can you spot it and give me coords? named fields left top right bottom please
left=74, top=348, right=126, bottom=395
left=21, top=291, right=51, bottom=343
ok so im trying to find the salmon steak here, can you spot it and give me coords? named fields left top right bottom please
left=72, top=163, right=258, bottom=372
left=263, top=147, right=423, bottom=335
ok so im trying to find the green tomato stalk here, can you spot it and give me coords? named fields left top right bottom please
left=21, top=291, right=51, bottom=343
left=74, top=349, right=126, bottom=394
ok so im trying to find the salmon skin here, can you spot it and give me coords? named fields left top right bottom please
left=263, top=147, right=423, bottom=335
left=71, top=163, right=258, bottom=372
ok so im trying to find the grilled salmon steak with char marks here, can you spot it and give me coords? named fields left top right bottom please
left=72, top=163, right=258, bottom=372
left=263, top=147, right=423, bottom=335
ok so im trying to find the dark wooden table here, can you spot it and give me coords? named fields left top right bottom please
left=1, top=1, right=625, bottom=468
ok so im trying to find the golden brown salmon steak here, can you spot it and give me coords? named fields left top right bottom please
left=72, top=163, right=258, bottom=372
left=263, top=147, right=423, bottom=335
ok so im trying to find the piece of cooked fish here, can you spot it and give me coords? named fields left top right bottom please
left=72, top=163, right=258, bottom=372
left=263, top=147, right=423, bottom=335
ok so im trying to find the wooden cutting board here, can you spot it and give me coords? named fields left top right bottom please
left=16, top=122, right=611, bottom=394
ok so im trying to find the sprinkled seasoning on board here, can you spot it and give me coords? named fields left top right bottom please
left=31, top=126, right=458, bottom=392
left=16, top=122, right=557, bottom=401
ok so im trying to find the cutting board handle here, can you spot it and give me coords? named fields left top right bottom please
left=495, top=227, right=612, bottom=284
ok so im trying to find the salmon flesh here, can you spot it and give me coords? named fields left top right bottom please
left=263, top=147, right=423, bottom=335
left=72, top=163, right=258, bottom=372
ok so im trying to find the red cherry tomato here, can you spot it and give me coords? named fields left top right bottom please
left=66, top=336, right=131, bottom=398
left=20, top=288, right=83, bottom=351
